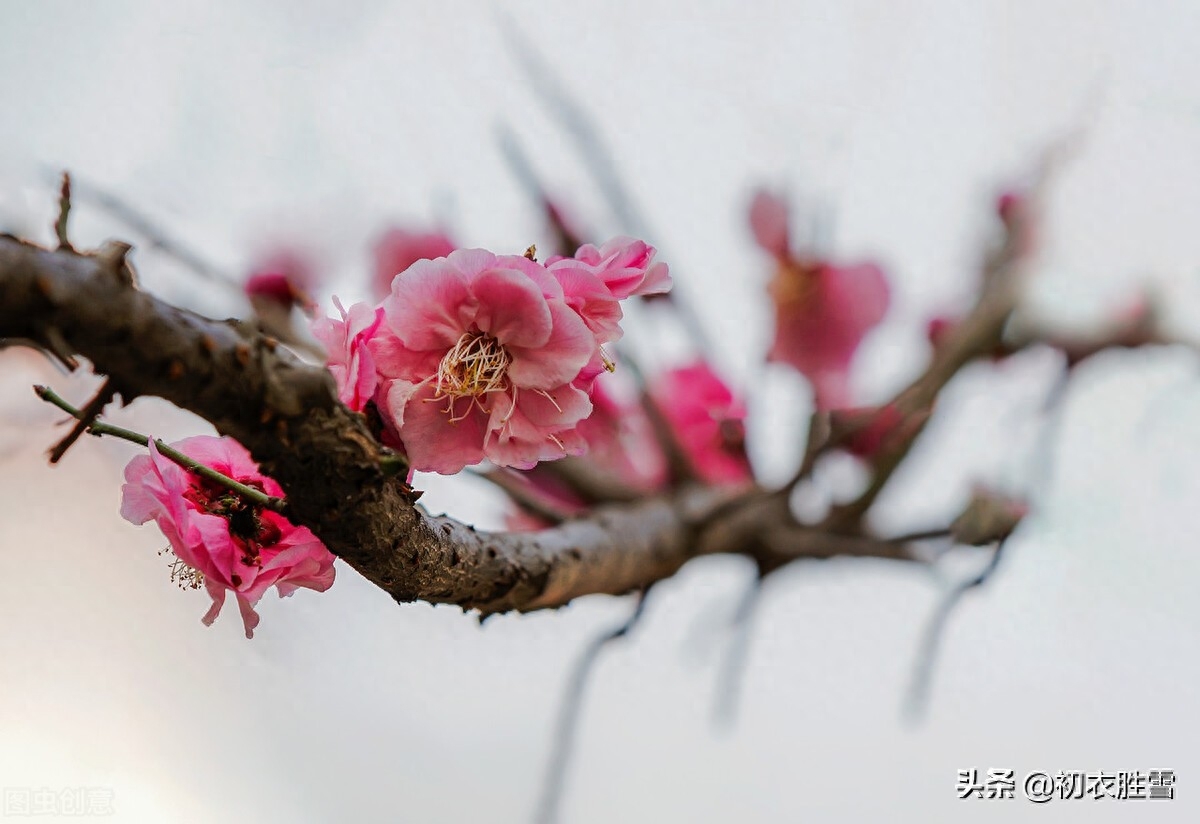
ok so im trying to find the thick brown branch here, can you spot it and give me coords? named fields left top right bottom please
left=1, top=236, right=919, bottom=615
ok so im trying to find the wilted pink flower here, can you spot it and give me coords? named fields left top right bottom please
left=767, top=260, right=890, bottom=410
left=372, top=227, right=457, bottom=300
left=749, top=189, right=790, bottom=259
left=650, top=362, right=753, bottom=485
left=311, top=297, right=384, bottom=412
left=373, top=249, right=597, bottom=474
left=120, top=436, right=336, bottom=638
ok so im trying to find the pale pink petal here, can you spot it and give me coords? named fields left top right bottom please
left=485, top=396, right=586, bottom=469
left=236, top=594, right=262, bottom=639
left=749, top=189, right=790, bottom=257
left=396, top=382, right=490, bottom=474
left=506, top=301, right=596, bottom=390
left=384, top=256, right=476, bottom=351
left=634, top=260, right=672, bottom=296
left=369, top=327, right=442, bottom=383
left=551, top=265, right=624, bottom=344
left=469, top=266, right=552, bottom=349
left=382, top=377, right=425, bottom=431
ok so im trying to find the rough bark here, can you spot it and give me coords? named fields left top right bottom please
left=0, top=236, right=914, bottom=615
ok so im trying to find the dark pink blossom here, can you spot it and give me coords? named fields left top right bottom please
left=650, top=362, right=753, bottom=485
left=120, top=436, right=336, bottom=638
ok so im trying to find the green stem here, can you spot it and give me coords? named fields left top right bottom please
left=34, top=384, right=285, bottom=512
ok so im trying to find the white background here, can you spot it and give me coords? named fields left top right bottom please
left=2, top=1, right=1200, bottom=821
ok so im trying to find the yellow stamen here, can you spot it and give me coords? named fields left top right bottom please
left=432, top=331, right=513, bottom=421
left=159, top=546, right=204, bottom=591
left=600, top=345, right=617, bottom=373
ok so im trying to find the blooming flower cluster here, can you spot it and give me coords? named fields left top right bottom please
left=749, top=189, right=891, bottom=413
left=314, top=238, right=672, bottom=474
left=120, top=436, right=336, bottom=638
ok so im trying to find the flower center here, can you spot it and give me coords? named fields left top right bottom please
left=435, top=331, right=511, bottom=403
left=183, top=476, right=280, bottom=566
left=769, top=259, right=819, bottom=309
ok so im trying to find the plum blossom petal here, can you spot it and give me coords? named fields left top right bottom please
left=749, top=189, right=790, bottom=258
left=650, top=362, right=753, bottom=485
left=767, top=261, right=890, bottom=410
left=383, top=254, right=477, bottom=351
left=505, top=301, right=596, bottom=390
left=389, top=379, right=490, bottom=474
left=468, top=264, right=553, bottom=349
left=311, top=297, right=384, bottom=411
left=549, top=237, right=672, bottom=299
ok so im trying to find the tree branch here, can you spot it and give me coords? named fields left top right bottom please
left=1, top=235, right=920, bottom=616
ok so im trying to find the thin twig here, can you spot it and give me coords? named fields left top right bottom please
left=48, top=377, right=114, bottom=463
left=54, top=172, right=73, bottom=251
left=51, top=171, right=238, bottom=288
left=499, top=16, right=713, bottom=354
left=34, top=384, right=284, bottom=512
left=886, top=527, right=954, bottom=544
left=496, top=123, right=587, bottom=256
left=533, top=589, right=651, bottom=824
left=713, top=574, right=763, bottom=728
left=779, top=411, right=832, bottom=495
left=903, top=539, right=1008, bottom=722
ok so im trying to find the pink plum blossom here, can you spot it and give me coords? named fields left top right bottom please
left=548, top=237, right=672, bottom=345
left=372, top=249, right=598, bottom=474
left=372, top=227, right=457, bottom=300
left=311, top=297, right=384, bottom=412
left=749, top=188, right=889, bottom=410
left=550, top=236, right=672, bottom=298
left=649, top=362, right=753, bottom=485
left=767, top=259, right=890, bottom=410
left=120, top=436, right=336, bottom=639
